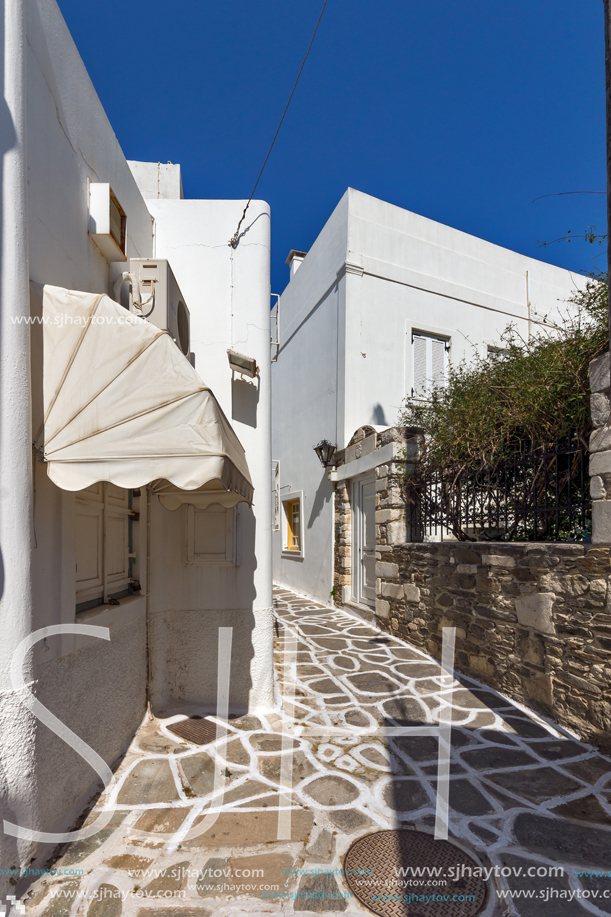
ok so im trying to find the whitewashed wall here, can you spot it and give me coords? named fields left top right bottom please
left=0, top=0, right=273, bottom=893
left=271, top=194, right=349, bottom=602
left=144, top=198, right=274, bottom=716
left=272, top=188, right=587, bottom=605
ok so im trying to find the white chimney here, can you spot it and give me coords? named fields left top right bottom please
left=286, top=250, right=307, bottom=278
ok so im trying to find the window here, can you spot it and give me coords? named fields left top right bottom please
left=287, top=500, right=301, bottom=551
left=282, top=492, right=303, bottom=556
left=186, top=504, right=239, bottom=565
left=411, top=332, right=449, bottom=397
left=76, top=483, right=133, bottom=611
left=109, top=190, right=127, bottom=254
left=89, top=183, right=127, bottom=261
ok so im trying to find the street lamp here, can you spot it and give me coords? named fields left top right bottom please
left=313, top=440, right=336, bottom=468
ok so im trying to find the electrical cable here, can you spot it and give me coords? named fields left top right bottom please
left=532, top=191, right=605, bottom=203
left=228, top=0, right=330, bottom=248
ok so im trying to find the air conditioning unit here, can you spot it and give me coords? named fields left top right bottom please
left=129, top=259, right=190, bottom=356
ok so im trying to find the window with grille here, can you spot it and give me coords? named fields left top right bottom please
left=411, top=332, right=449, bottom=397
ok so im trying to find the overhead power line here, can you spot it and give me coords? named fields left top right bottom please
left=229, top=0, right=330, bottom=248
left=532, top=191, right=605, bottom=203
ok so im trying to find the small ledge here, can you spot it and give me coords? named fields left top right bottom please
left=342, top=599, right=376, bottom=626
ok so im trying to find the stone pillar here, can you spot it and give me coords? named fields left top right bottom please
left=589, top=353, right=611, bottom=542
left=374, top=427, right=422, bottom=625
left=333, top=480, right=351, bottom=607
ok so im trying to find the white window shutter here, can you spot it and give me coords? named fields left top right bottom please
left=412, top=335, right=427, bottom=395
left=431, top=337, right=446, bottom=387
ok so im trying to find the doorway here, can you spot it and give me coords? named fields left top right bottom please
left=352, top=473, right=376, bottom=607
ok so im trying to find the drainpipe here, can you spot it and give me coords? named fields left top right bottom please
left=0, top=0, right=36, bottom=879
left=145, top=487, right=153, bottom=720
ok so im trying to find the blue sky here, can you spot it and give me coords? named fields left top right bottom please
left=58, top=0, right=606, bottom=295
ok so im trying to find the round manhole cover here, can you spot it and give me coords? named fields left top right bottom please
left=343, top=830, right=487, bottom=917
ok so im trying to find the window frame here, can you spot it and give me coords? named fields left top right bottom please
left=281, top=490, right=304, bottom=559
left=186, top=503, right=240, bottom=565
left=410, top=329, right=450, bottom=398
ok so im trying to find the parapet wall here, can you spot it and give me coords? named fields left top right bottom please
left=375, top=540, right=611, bottom=742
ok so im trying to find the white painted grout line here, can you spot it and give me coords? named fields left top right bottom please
left=434, top=626, right=456, bottom=840
left=277, top=629, right=298, bottom=840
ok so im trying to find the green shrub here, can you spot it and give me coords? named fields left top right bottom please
left=400, top=271, right=608, bottom=470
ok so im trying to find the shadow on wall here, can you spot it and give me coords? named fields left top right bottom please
left=232, top=376, right=259, bottom=428
left=372, top=403, right=388, bottom=425
left=308, top=471, right=333, bottom=529
left=149, top=607, right=256, bottom=718
left=148, top=501, right=258, bottom=717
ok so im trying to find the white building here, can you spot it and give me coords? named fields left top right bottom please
left=0, top=0, right=273, bottom=890
left=272, top=188, right=585, bottom=610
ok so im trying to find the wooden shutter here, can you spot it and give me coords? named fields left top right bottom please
left=187, top=504, right=236, bottom=564
left=412, top=334, right=427, bottom=396
left=431, top=337, right=446, bottom=386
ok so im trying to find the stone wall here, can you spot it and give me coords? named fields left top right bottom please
left=332, top=410, right=611, bottom=743
left=375, top=540, right=611, bottom=743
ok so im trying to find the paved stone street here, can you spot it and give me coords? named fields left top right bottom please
left=19, top=588, right=611, bottom=917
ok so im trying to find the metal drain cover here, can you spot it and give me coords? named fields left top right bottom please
left=167, top=716, right=226, bottom=745
left=343, top=830, right=487, bottom=917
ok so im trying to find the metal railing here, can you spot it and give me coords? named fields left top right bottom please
left=407, top=433, right=591, bottom=543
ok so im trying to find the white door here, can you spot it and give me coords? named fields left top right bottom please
left=353, top=473, right=376, bottom=607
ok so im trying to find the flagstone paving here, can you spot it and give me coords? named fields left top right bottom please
left=15, top=587, right=611, bottom=917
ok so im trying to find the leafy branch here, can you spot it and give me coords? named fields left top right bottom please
left=400, top=271, right=608, bottom=472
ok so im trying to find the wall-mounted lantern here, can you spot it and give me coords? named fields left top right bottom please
left=314, top=440, right=337, bottom=468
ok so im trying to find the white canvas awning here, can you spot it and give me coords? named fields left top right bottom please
left=35, top=285, right=253, bottom=509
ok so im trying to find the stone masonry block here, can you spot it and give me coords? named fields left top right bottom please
left=375, top=598, right=390, bottom=620
left=376, top=561, right=399, bottom=580
left=590, top=425, right=611, bottom=454
left=404, top=584, right=421, bottom=603
left=483, top=554, right=516, bottom=567
left=591, top=392, right=611, bottom=428
left=387, top=522, right=406, bottom=544
left=360, top=434, right=376, bottom=457
left=590, top=352, right=610, bottom=393
left=381, top=582, right=404, bottom=600
left=375, top=509, right=404, bottom=524
left=591, top=475, right=606, bottom=500
left=589, top=451, right=611, bottom=476
left=457, top=564, right=478, bottom=574
left=593, top=499, right=611, bottom=544
left=514, top=592, right=556, bottom=635
left=523, top=673, right=554, bottom=708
